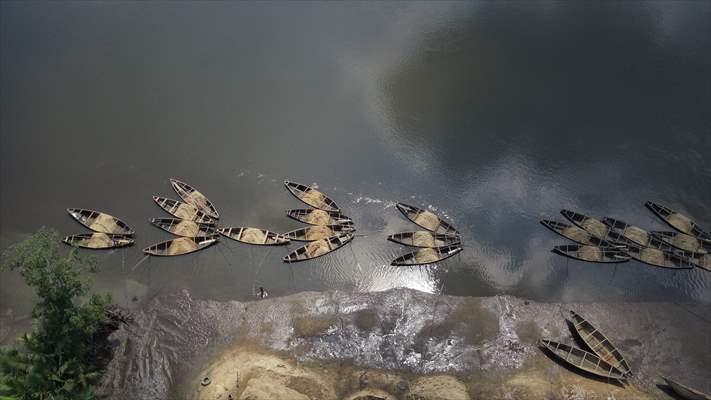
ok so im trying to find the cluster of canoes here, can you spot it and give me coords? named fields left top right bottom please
left=386, top=204, right=462, bottom=266
left=541, top=202, right=710, bottom=272
left=539, top=311, right=710, bottom=399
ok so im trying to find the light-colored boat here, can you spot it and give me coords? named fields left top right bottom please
left=552, top=244, right=629, bottom=263
left=152, top=196, right=213, bottom=224
left=283, top=225, right=355, bottom=242
left=652, top=231, right=711, bottom=254
left=646, top=201, right=710, bottom=240
left=286, top=209, right=353, bottom=226
left=66, top=208, right=134, bottom=235
left=391, top=245, right=462, bottom=266
left=150, top=218, right=216, bottom=237
left=218, top=227, right=290, bottom=245
left=396, top=203, right=459, bottom=236
left=540, top=220, right=612, bottom=247
left=560, top=210, right=611, bottom=240
left=387, top=231, right=461, bottom=248
left=602, top=218, right=660, bottom=249
left=662, top=377, right=711, bottom=400
left=170, top=178, right=219, bottom=219
left=623, top=244, right=695, bottom=270
left=63, top=233, right=133, bottom=249
left=284, top=181, right=339, bottom=211
left=283, top=233, right=353, bottom=263
left=538, top=339, right=626, bottom=381
left=143, top=236, right=218, bottom=256
left=568, top=310, right=631, bottom=376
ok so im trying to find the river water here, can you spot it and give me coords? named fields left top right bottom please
left=1, top=2, right=709, bottom=322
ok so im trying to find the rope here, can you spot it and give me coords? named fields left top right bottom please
left=670, top=301, right=711, bottom=325
left=130, top=255, right=150, bottom=272
left=251, top=248, right=272, bottom=294
left=216, top=244, right=233, bottom=268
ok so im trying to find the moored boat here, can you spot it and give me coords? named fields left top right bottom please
left=62, top=233, right=134, bottom=249
left=286, top=209, right=353, bottom=226
left=396, top=203, right=459, bottom=236
left=283, top=233, right=353, bottom=263
left=283, top=225, right=355, bottom=242
left=170, top=178, right=219, bottom=219
left=66, top=208, right=134, bottom=235
left=540, top=220, right=611, bottom=247
left=391, top=245, right=462, bottom=266
left=651, top=231, right=711, bottom=254
left=150, top=218, right=216, bottom=237
left=568, top=310, right=632, bottom=376
left=387, top=231, right=461, bottom=248
left=143, top=236, right=218, bottom=256
left=218, top=227, right=290, bottom=245
left=662, top=377, right=711, bottom=400
left=645, top=201, right=710, bottom=240
left=538, top=339, right=626, bottom=381
left=602, top=218, right=657, bottom=248
left=552, top=244, right=629, bottom=263
left=623, top=244, right=695, bottom=270
left=152, top=196, right=214, bottom=224
left=284, top=181, right=339, bottom=212
left=560, top=210, right=610, bottom=240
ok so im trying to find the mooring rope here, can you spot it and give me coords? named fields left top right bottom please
left=251, top=247, right=272, bottom=293
left=130, top=255, right=150, bottom=272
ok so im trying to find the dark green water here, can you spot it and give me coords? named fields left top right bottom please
left=1, top=2, right=709, bottom=325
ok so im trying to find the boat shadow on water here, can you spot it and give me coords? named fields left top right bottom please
left=537, top=345, right=626, bottom=388
left=655, top=383, right=688, bottom=400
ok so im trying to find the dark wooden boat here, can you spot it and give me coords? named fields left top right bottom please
left=283, top=225, right=355, bottom=242
left=152, top=196, right=214, bottom=224
left=568, top=311, right=631, bottom=376
left=218, top=227, right=290, bottom=245
left=540, top=220, right=611, bottom=246
left=143, top=236, right=218, bottom=256
left=602, top=218, right=658, bottom=248
left=284, top=181, right=339, bottom=212
left=286, top=209, right=353, bottom=226
left=560, top=210, right=610, bottom=240
left=662, top=377, right=711, bottom=400
left=150, top=218, right=216, bottom=237
left=645, top=201, right=710, bottom=240
left=66, top=208, right=134, bottom=235
left=552, top=244, right=629, bottom=263
left=651, top=231, right=711, bottom=254
left=623, top=244, right=695, bottom=270
left=538, top=339, right=626, bottom=381
left=686, top=252, right=711, bottom=272
left=63, top=233, right=133, bottom=249
left=396, top=203, right=460, bottom=236
left=387, top=231, right=461, bottom=248
left=170, top=178, right=219, bottom=219
left=283, top=233, right=353, bottom=263
left=391, top=245, right=462, bottom=266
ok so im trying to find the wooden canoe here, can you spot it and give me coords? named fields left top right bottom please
left=646, top=201, right=710, bottom=240
left=63, top=233, right=134, bottom=249
left=663, top=377, right=711, bottom=400
left=686, top=252, right=711, bottom=272
left=283, top=225, right=355, bottom=242
left=540, top=219, right=612, bottom=247
left=66, top=208, right=134, bottom=235
left=651, top=231, right=711, bottom=254
left=170, top=178, right=219, bottom=219
left=387, top=231, right=461, bottom=248
left=391, top=245, right=462, bottom=266
left=552, top=244, right=629, bottom=263
left=560, top=210, right=610, bottom=240
left=286, top=208, right=353, bottom=226
left=218, top=227, right=290, bottom=245
left=396, top=203, right=460, bottom=236
left=284, top=181, right=339, bottom=211
left=623, top=244, right=695, bottom=270
left=283, top=233, right=353, bottom=263
left=568, top=311, right=631, bottom=376
left=143, top=236, right=218, bottom=256
left=150, top=218, right=216, bottom=237
left=152, top=196, right=214, bottom=224
left=602, top=218, right=659, bottom=248
left=538, top=339, right=626, bottom=380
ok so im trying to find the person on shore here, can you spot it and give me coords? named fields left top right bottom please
left=258, top=286, right=268, bottom=299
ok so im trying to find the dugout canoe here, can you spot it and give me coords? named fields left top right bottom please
left=651, top=231, right=711, bottom=254
left=568, top=310, right=631, bottom=376
left=170, top=178, right=219, bottom=219
left=152, top=196, right=214, bottom=224
left=391, top=245, right=462, bottom=266
left=538, top=339, right=626, bottom=381
left=396, top=203, right=460, bottom=235
left=645, top=201, right=710, bottom=240
left=387, top=231, right=461, bottom=248
left=623, top=244, right=695, bottom=270
left=283, top=225, right=355, bottom=242
left=218, top=227, right=290, bottom=245
left=150, top=218, right=216, bottom=237
left=540, top=220, right=612, bottom=247
left=66, top=208, right=134, bottom=235
left=63, top=233, right=134, bottom=249
left=286, top=209, right=354, bottom=226
left=552, top=244, right=629, bottom=263
left=662, top=377, right=711, bottom=400
left=284, top=181, right=339, bottom=211
left=560, top=210, right=610, bottom=240
left=283, top=233, right=353, bottom=263
left=143, top=236, right=218, bottom=256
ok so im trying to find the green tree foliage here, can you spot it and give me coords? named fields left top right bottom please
left=0, top=228, right=111, bottom=400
